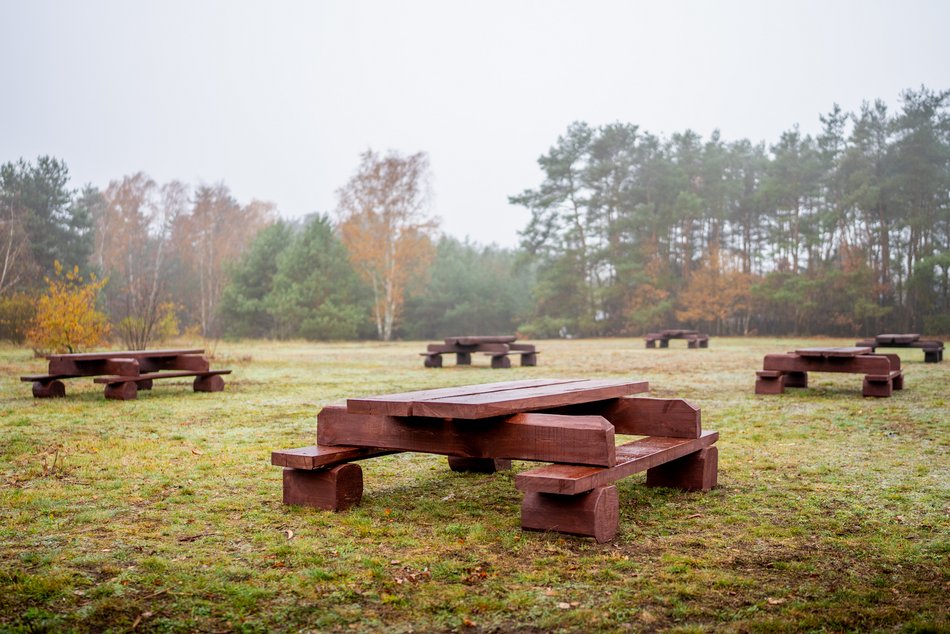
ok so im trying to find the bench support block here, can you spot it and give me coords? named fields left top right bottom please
left=862, top=376, right=894, bottom=398
left=755, top=373, right=785, bottom=395
left=490, top=355, right=512, bottom=369
left=423, top=354, right=443, bottom=368
left=521, top=352, right=538, bottom=366
left=32, top=380, right=66, bottom=398
left=456, top=352, right=471, bottom=365
left=282, top=464, right=363, bottom=511
left=446, top=456, right=512, bottom=473
left=194, top=374, right=225, bottom=392
left=104, top=381, right=137, bottom=400
left=783, top=371, right=807, bottom=388
left=521, top=485, right=619, bottom=543
left=136, top=379, right=154, bottom=391
left=646, top=446, right=718, bottom=491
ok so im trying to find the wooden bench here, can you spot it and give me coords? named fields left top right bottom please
left=421, top=336, right=539, bottom=368
left=645, top=329, right=710, bottom=349
left=20, top=349, right=230, bottom=400
left=92, top=370, right=231, bottom=400
left=755, top=347, right=903, bottom=398
left=855, top=334, right=944, bottom=363
left=273, top=378, right=719, bottom=542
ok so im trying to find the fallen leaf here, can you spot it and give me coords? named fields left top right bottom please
left=767, top=597, right=785, bottom=605
left=462, top=618, right=476, bottom=627
left=190, top=448, right=203, bottom=456
left=390, top=560, right=400, bottom=565
left=544, top=588, right=556, bottom=596
left=557, top=602, right=571, bottom=609
left=441, top=493, right=455, bottom=501
left=285, top=529, right=294, bottom=540
left=640, top=610, right=657, bottom=624
left=686, top=513, right=704, bottom=519
left=895, top=515, right=905, bottom=523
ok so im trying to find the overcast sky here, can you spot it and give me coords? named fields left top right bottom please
left=2, top=0, right=948, bottom=247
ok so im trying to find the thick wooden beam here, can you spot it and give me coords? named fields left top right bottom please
left=545, top=397, right=701, bottom=438
left=514, top=431, right=718, bottom=495
left=282, top=464, right=363, bottom=511
left=32, top=380, right=66, bottom=398
left=317, top=405, right=617, bottom=467
left=763, top=353, right=893, bottom=375
left=521, top=485, right=619, bottom=543
left=271, top=445, right=395, bottom=470
left=646, top=446, right=718, bottom=491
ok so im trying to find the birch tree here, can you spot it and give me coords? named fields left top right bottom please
left=336, top=150, right=438, bottom=341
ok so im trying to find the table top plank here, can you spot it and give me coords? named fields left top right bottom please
left=45, top=348, right=205, bottom=362
left=793, top=346, right=872, bottom=357
left=443, top=335, right=518, bottom=346
left=347, top=378, right=587, bottom=417
left=410, top=378, right=650, bottom=419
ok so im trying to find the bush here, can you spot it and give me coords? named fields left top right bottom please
left=0, top=293, right=37, bottom=343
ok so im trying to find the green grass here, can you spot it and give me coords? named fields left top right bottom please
left=0, top=337, right=947, bottom=632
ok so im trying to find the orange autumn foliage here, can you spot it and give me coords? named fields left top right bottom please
left=28, top=261, right=110, bottom=353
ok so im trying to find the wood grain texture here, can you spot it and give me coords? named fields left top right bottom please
left=646, top=446, right=718, bottom=491
left=93, top=370, right=231, bottom=383
left=346, top=378, right=582, bottom=416
left=271, top=445, right=395, bottom=470
left=521, top=485, right=619, bottom=543
left=317, top=405, right=617, bottom=467
left=763, top=353, right=893, bottom=374
left=282, top=464, right=363, bottom=511
left=408, top=378, right=650, bottom=419
left=514, top=431, right=719, bottom=495
left=793, top=346, right=873, bottom=357
left=544, top=397, right=701, bottom=438
left=104, top=381, right=137, bottom=400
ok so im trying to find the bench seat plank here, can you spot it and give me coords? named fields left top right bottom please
left=514, top=430, right=719, bottom=495
left=92, top=369, right=231, bottom=383
left=271, top=445, right=397, bottom=470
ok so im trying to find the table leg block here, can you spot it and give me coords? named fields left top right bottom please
left=892, top=371, right=904, bottom=390
left=646, top=446, right=718, bottom=491
left=521, top=485, right=619, bottom=543
left=520, top=352, right=538, bottom=366
left=659, top=340, right=669, bottom=348
left=699, top=340, right=709, bottom=348
left=645, top=340, right=656, bottom=348
left=456, top=352, right=472, bottom=365
left=755, top=374, right=785, bottom=395
left=32, top=380, right=66, bottom=398
left=687, top=340, right=697, bottom=349
left=282, top=464, right=363, bottom=511
left=424, top=354, right=443, bottom=368
left=491, top=355, right=511, bottom=369
left=194, top=375, right=225, bottom=392
left=447, top=456, right=512, bottom=473
left=136, top=379, right=154, bottom=391
left=924, top=350, right=940, bottom=363
left=862, top=377, right=893, bottom=398
left=784, top=371, right=808, bottom=388
left=104, top=382, right=137, bottom=400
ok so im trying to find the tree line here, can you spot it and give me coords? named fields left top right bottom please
left=1, top=86, right=947, bottom=350
left=514, top=86, right=950, bottom=336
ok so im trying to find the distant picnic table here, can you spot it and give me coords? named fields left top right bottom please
left=645, top=329, right=709, bottom=349
left=20, top=348, right=231, bottom=400
left=272, top=377, right=719, bottom=542
left=421, top=335, right=539, bottom=368
left=854, top=334, right=944, bottom=363
left=755, top=346, right=903, bottom=398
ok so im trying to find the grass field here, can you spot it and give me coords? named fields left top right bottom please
left=1, top=337, right=947, bottom=633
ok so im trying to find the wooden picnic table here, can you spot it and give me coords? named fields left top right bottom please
left=421, top=335, right=539, bottom=368
left=854, top=333, right=944, bottom=363
left=272, top=378, right=720, bottom=542
left=20, top=348, right=231, bottom=400
left=645, top=329, right=709, bottom=349
left=755, top=346, right=903, bottom=398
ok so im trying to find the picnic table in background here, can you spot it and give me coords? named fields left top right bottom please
left=20, top=348, right=231, bottom=400
left=645, top=329, right=709, bottom=349
left=755, top=346, right=903, bottom=398
left=421, top=335, right=539, bottom=368
left=854, top=333, right=944, bottom=363
left=272, top=377, right=719, bottom=542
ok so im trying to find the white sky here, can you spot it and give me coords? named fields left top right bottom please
left=2, top=0, right=948, bottom=247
